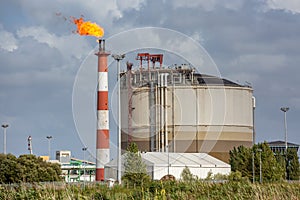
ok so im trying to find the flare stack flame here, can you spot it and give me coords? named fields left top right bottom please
left=72, top=17, right=104, bottom=38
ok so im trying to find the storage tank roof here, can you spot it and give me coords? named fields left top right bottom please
left=194, top=73, right=242, bottom=87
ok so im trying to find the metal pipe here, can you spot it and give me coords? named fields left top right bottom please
left=160, top=74, right=164, bottom=152
left=127, top=65, right=133, bottom=144
left=157, top=74, right=161, bottom=152
left=196, top=88, right=198, bottom=152
left=172, top=81, right=175, bottom=152
left=149, top=81, right=156, bottom=152
left=164, top=74, right=169, bottom=153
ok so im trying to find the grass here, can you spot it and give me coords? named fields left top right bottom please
left=0, top=181, right=299, bottom=200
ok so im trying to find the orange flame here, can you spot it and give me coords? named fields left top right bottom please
left=72, top=17, right=104, bottom=38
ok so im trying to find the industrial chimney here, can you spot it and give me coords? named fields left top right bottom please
left=95, top=39, right=110, bottom=181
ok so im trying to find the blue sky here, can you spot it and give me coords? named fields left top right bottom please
left=1, top=0, right=300, bottom=160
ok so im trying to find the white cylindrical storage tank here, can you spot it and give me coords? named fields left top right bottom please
left=121, top=67, right=253, bottom=163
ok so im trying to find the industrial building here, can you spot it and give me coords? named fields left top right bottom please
left=56, top=150, right=96, bottom=182
left=120, top=53, right=254, bottom=163
left=268, top=140, right=299, bottom=154
left=105, top=152, right=230, bottom=180
left=94, top=41, right=253, bottom=181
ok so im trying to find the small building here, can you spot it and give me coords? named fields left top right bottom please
left=105, top=152, right=231, bottom=180
left=268, top=140, right=299, bottom=154
left=39, top=155, right=49, bottom=161
left=56, top=150, right=71, bottom=164
left=60, top=158, right=96, bottom=182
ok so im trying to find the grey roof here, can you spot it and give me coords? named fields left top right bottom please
left=105, top=152, right=230, bottom=168
left=268, top=140, right=299, bottom=147
left=194, top=74, right=242, bottom=87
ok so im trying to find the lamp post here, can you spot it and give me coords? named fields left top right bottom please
left=252, top=151, right=255, bottom=183
left=166, top=144, right=170, bottom=175
left=257, top=148, right=262, bottom=183
left=280, top=107, right=289, bottom=152
left=82, top=147, right=88, bottom=183
left=252, top=97, right=256, bottom=183
left=1, top=124, right=9, bottom=154
left=112, top=54, right=125, bottom=184
left=46, top=136, right=52, bottom=159
left=280, top=107, right=289, bottom=180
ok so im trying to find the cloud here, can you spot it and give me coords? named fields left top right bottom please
left=170, top=0, right=244, bottom=11
left=0, top=25, right=18, bottom=52
left=16, top=0, right=147, bottom=36
left=16, top=26, right=92, bottom=61
left=264, top=0, right=300, bottom=14
left=116, top=0, right=146, bottom=13
left=290, top=97, right=300, bottom=110
left=233, top=54, right=287, bottom=72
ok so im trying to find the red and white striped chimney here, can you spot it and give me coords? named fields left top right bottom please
left=95, top=39, right=110, bottom=181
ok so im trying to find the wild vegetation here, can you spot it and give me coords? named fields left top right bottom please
left=0, top=143, right=299, bottom=199
left=0, top=180, right=299, bottom=199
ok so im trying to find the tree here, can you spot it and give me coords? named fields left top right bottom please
left=0, top=154, right=22, bottom=183
left=253, top=142, right=284, bottom=182
left=0, top=153, right=61, bottom=183
left=181, top=166, right=195, bottom=182
left=229, top=145, right=252, bottom=178
left=229, top=142, right=285, bottom=182
left=286, top=148, right=300, bottom=180
left=122, top=143, right=150, bottom=186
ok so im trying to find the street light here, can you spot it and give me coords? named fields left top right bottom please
left=1, top=124, right=9, bottom=154
left=166, top=144, right=170, bottom=175
left=112, top=53, right=125, bottom=184
left=280, top=107, right=289, bottom=152
left=280, top=107, right=289, bottom=180
left=46, top=136, right=52, bottom=159
left=257, top=148, right=262, bottom=183
left=252, top=151, right=255, bottom=183
left=82, top=147, right=88, bottom=183
left=252, top=97, right=256, bottom=183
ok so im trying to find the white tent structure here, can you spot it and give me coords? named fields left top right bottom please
left=105, top=152, right=230, bottom=180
